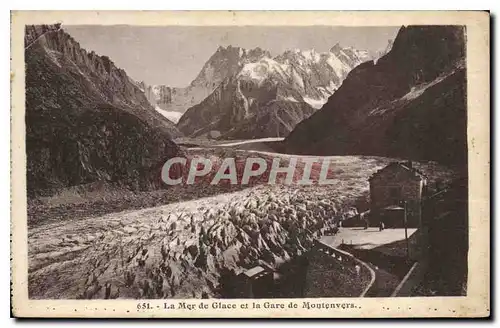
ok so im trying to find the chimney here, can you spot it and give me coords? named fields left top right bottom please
left=407, top=160, right=413, bottom=169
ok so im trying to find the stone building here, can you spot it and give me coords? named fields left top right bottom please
left=237, top=265, right=274, bottom=298
left=368, top=161, right=428, bottom=228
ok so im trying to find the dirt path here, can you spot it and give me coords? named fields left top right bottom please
left=364, top=263, right=401, bottom=297
left=319, top=228, right=411, bottom=297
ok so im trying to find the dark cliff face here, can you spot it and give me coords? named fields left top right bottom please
left=285, top=25, right=467, bottom=167
left=223, top=100, right=317, bottom=139
left=177, top=75, right=316, bottom=139
left=25, top=25, right=182, bottom=194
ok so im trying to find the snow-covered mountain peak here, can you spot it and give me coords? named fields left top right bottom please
left=145, top=43, right=372, bottom=132
left=177, top=42, right=374, bottom=139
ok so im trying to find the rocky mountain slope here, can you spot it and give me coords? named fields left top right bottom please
left=25, top=25, right=183, bottom=194
left=285, top=26, right=467, bottom=166
left=375, top=39, right=394, bottom=61
left=177, top=45, right=371, bottom=139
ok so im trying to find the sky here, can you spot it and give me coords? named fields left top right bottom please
left=64, top=25, right=400, bottom=87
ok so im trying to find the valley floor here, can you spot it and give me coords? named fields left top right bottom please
left=27, top=141, right=459, bottom=299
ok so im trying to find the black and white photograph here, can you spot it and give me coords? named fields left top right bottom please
left=10, top=10, right=490, bottom=318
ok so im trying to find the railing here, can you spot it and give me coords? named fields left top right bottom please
left=314, top=240, right=376, bottom=297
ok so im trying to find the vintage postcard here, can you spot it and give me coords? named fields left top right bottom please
left=10, top=11, right=490, bottom=318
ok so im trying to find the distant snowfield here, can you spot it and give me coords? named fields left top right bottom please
left=155, top=107, right=183, bottom=123
left=187, top=138, right=388, bottom=161
left=215, top=137, right=285, bottom=147
left=210, top=137, right=362, bottom=159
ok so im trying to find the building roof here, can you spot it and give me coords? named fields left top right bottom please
left=369, top=161, right=427, bottom=181
left=243, top=266, right=266, bottom=278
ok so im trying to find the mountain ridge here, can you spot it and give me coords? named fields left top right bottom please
left=141, top=45, right=272, bottom=121
left=25, top=25, right=182, bottom=194
left=176, top=43, right=372, bottom=139
left=284, top=25, right=467, bottom=166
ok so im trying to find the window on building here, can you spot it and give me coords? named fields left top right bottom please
left=389, top=187, right=402, bottom=203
